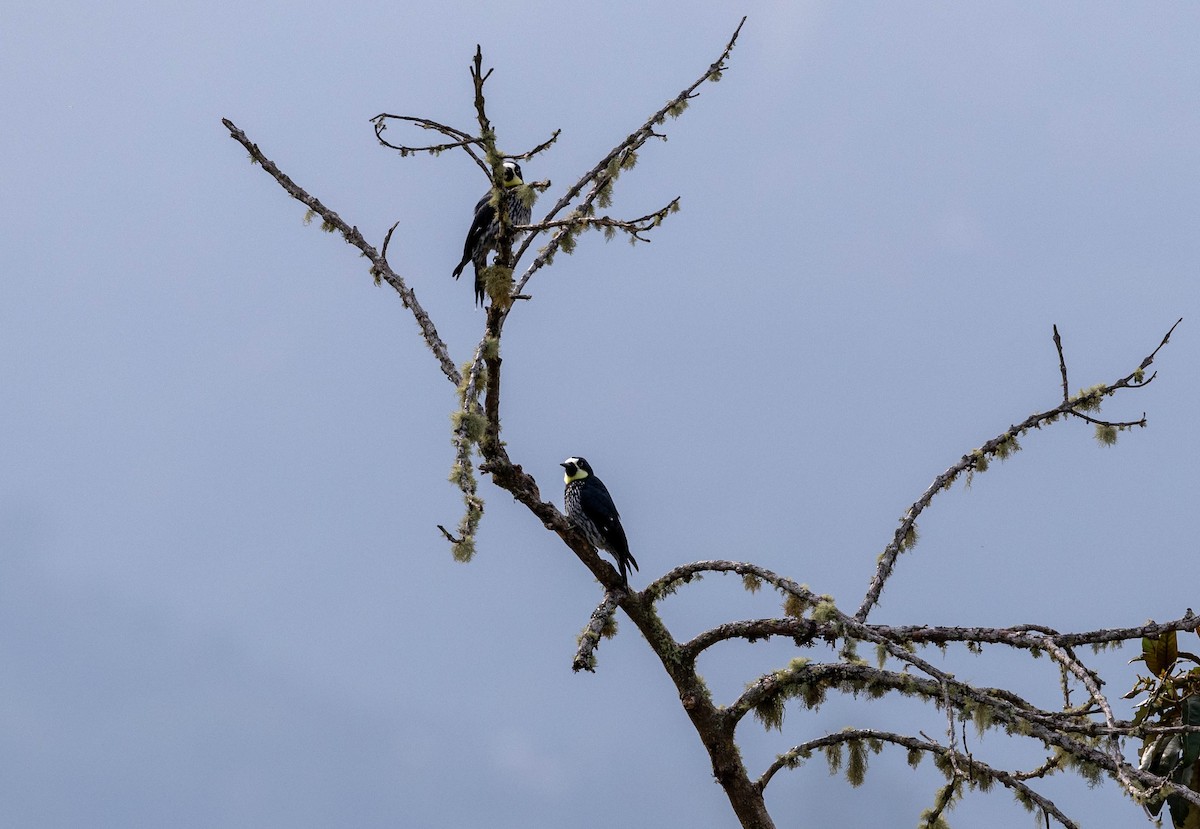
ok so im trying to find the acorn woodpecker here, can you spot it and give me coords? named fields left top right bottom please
left=452, top=159, right=532, bottom=306
left=561, top=456, right=638, bottom=586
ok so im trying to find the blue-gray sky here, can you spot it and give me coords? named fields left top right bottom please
left=2, top=3, right=1197, bottom=826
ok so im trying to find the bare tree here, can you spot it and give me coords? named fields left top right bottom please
left=223, top=19, right=1196, bottom=829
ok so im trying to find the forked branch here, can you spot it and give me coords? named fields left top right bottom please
left=220, top=118, right=461, bottom=386
left=757, top=729, right=1077, bottom=828
left=855, top=319, right=1182, bottom=623
left=225, top=17, right=1189, bottom=828
left=511, top=16, right=747, bottom=297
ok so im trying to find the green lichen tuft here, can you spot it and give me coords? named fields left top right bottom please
left=847, top=739, right=868, bottom=787
left=800, top=680, right=826, bottom=710
left=823, top=743, right=843, bottom=775
left=1070, top=383, right=1106, bottom=412
left=1095, top=423, right=1118, bottom=446
left=971, top=703, right=994, bottom=737
left=784, top=593, right=809, bottom=619
left=840, top=639, right=862, bottom=665
left=993, top=433, right=1021, bottom=460
left=752, top=694, right=786, bottom=732
left=447, top=460, right=471, bottom=489
left=597, top=179, right=614, bottom=209
left=917, top=809, right=951, bottom=829
left=875, top=643, right=889, bottom=669
left=812, top=600, right=838, bottom=623
left=1013, top=787, right=1035, bottom=812
left=483, top=265, right=514, bottom=307
left=600, top=616, right=619, bottom=639
left=450, top=410, right=487, bottom=444
left=517, top=184, right=537, bottom=211
left=451, top=536, right=476, bottom=563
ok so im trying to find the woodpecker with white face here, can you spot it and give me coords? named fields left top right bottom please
left=561, top=456, right=638, bottom=586
left=452, top=159, right=532, bottom=306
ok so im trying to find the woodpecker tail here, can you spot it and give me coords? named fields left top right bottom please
left=619, top=551, right=639, bottom=586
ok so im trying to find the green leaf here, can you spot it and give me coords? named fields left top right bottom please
left=1145, top=631, right=1179, bottom=677
left=1182, top=695, right=1200, bottom=768
left=1166, top=791, right=1193, bottom=828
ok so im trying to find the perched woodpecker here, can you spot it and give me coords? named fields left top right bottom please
left=561, top=456, right=638, bottom=586
left=452, top=159, right=532, bottom=306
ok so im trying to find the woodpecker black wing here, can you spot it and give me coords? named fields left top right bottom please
left=452, top=192, right=495, bottom=305
left=453, top=160, right=532, bottom=307
left=452, top=193, right=493, bottom=279
left=579, top=478, right=638, bottom=582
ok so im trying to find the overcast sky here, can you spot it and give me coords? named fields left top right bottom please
left=2, top=2, right=1197, bottom=827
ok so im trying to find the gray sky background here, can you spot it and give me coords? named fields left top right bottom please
left=2, top=2, right=1197, bottom=826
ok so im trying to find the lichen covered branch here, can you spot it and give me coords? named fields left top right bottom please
left=221, top=118, right=461, bottom=386
left=855, top=320, right=1182, bottom=622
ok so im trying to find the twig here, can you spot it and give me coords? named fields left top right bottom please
left=221, top=118, right=461, bottom=386
left=573, top=590, right=623, bottom=672
left=855, top=320, right=1182, bottom=622
left=942, top=683, right=965, bottom=781
left=516, top=197, right=681, bottom=244
left=733, top=657, right=1200, bottom=811
left=380, top=221, right=400, bottom=267
left=1039, top=636, right=1139, bottom=800
left=509, top=130, right=562, bottom=161
left=758, top=728, right=1077, bottom=828
left=671, top=562, right=1200, bottom=813
left=370, top=113, right=484, bottom=166
left=1053, top=324, right=1069, bottom=401
left=371, top=113, right=558, bottom=172
left=679, top=606, right=1200, bottom=661
left=510, top=16, right=746, bottom=297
